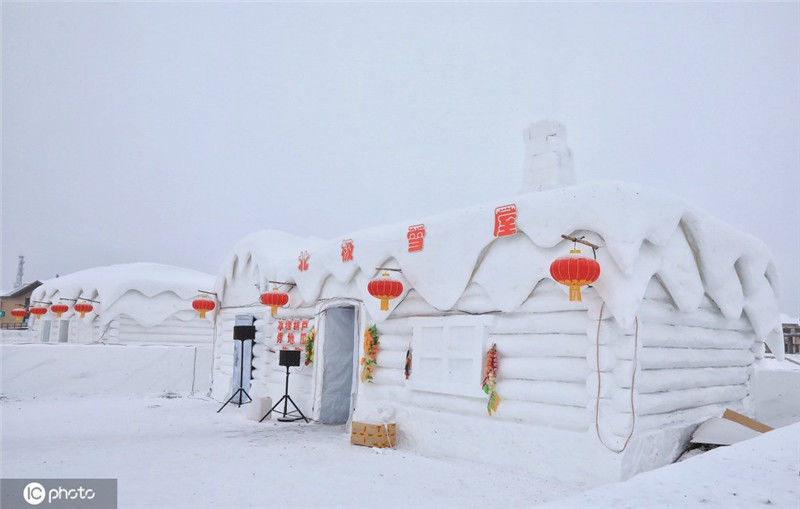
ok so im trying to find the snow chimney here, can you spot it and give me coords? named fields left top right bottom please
left=521, top=120, right=575, bottom=192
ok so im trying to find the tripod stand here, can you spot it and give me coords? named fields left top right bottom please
left=260, top=350, right=308, bottom=423
left=217, top=330, right=255, bottom=413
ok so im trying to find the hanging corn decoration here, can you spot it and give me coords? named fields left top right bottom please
left=360, top=325, right=380, bottom=382
left=482, top=343, right=500, bottom=416
left=304, top=327, right=316, bottom=366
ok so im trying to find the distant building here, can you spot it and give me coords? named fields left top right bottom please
left=28, top=264, right=215, bottom=345
left=783, top=318, right=800, bottom=354
left=0, top=281, right=42, bottom=329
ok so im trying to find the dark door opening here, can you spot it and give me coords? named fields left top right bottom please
left=319, top=306, right=356, bottom=424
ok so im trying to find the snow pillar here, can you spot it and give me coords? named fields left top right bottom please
left=521, top=120, right=575, bottom=192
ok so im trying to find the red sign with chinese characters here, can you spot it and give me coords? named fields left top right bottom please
left=298, top=251, right=310, bottom=271
left=493, top=204, right=517, bottom=237
left=276, top=317, right=311, bottom=352
left=341, top=239, right=354, bottom=262
left=408, top=224, right=426, bottom=252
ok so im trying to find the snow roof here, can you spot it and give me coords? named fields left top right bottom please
left=217, top=180, right=782, bottom=355
left=31, top=263, right=214, bottom=318
left=1, top=281, right=42, bottom=298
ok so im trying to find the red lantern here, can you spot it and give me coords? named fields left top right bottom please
left=29, top=307, right=48, bottom=320
left=261, top=287, right=289, bottom=317
left=191, top=298, right=215, bottom=319
left=367, top=272, right=404, bottom=311
left=10, top=308, right=27, bottom=322
left=549, top=249, right=601, bottom=302
left=74, top=302, right=94, bottom=318
left=50, top=303, right=69, bottom=318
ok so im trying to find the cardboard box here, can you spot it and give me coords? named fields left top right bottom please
left=350, top=421, right=396, bottom=448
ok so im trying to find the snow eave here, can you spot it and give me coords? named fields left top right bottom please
left=31, top=263, right=215, bottom=323
left=216, top=180, right=781, bottom=355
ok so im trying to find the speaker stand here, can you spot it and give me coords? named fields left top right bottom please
left=217, top=338, right=254, bottom=413
left=259, top=364, right=309, bottom=423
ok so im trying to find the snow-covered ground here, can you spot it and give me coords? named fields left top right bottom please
left=2, top=344, right=798, bottom=508
left=540, top=420, right=799, bottom=508
left=0, top=396, right=583, bottom=508
left=2, top=394, right=799, bottom=508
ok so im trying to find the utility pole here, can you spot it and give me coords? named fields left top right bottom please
left=14, top=255, right=24, bottom=288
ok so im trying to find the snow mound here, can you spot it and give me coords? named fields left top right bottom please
left=217, top=181, right=781, bottom=356
left=539, top=421, right=800, bottom=508
left=31, top=263, right=215, bottom=326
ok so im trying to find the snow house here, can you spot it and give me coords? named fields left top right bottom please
left=209, top=122, right=782, bottom=482
left=28, top=263, right=216, bottom=346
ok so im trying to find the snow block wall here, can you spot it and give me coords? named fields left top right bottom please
left=1, top=344, right=211, bottom=399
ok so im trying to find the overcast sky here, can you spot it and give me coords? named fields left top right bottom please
left=2, top=2, right=798, bottom=314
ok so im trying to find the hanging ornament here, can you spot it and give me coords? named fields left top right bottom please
left=74, top=302, right=94, bottom=318
left=481, top=344, right=500, bottom=416
left=549, top=249, right=601, bottom=302
left=10, top=308, right=27, bottom=322
left=191, top=298, right=215, bottom=319
left=50, top=303, right=69, bottom=318
left=29, top=306, right=48, bottom=320
left=360, top=325, right=380, bottom=382
left=304, top=327, right=316, bottom=365
left=261, top=286, right=289, bottom=317
left=404, top=349, right=412, bottom=380
left=367, top=272, right=403, bottom=311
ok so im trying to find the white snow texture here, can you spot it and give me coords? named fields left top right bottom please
left=30, top=263, right=215, bottom=327
left=217, top=181, right=782, bottom=356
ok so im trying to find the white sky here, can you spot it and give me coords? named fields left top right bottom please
left=2, top=2, right=798, bottom=314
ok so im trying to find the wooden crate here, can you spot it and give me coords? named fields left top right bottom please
left=350, top=421, right=396, bottom=448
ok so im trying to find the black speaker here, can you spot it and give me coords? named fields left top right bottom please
left=279, top=349, right=301, bottom=367
left=233, top=325, right=256, bottom=341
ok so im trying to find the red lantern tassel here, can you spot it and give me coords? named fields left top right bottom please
left=569, top=285, right=581, bottom=302
left=380, top=298, right=389, bottom=311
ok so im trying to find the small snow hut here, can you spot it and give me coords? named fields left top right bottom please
left=210, top=122, right=782, bottom=482
left=28, top=263, right=216, bottom=346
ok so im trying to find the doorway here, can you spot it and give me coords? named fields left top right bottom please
left=318, top=306, right=357, bottom=424
left=41, top=321, right=52, bottom=343
left=58, top=320, right=70, bottom=342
